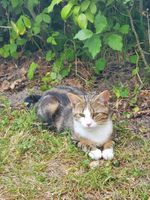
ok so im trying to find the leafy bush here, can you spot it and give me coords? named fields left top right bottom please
left=0, top=0, right=149, bottom=80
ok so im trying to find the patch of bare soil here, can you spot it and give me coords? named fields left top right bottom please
left=0, top=56, right=48, bottom=106
left=0, top=57, right=150, bottom=136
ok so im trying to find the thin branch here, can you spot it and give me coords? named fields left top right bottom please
left=74, top=57, right=87, bottom=82
left=0, top=25, right=12, bottom=29
left=128, top=10, right=149, bottom=68
left=146, top=10, right=150, bottom=47
left=135, top=50, right=143, bottom=85
left=133, top=109, right=150, bottom=118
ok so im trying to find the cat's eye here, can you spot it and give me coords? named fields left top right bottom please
left=79, top=113, right=85, bottom=117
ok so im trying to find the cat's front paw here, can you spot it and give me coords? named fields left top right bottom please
left=102, top=148, right=114, bottom=160
left=89, top=149, right=102, bottom=160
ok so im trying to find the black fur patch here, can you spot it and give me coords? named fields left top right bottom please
left=24, top=95, right=41, bottom=107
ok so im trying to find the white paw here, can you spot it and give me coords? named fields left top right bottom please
left=102, top=148, right=114, bottom=160
left=88, top=149, right=102, bottom=160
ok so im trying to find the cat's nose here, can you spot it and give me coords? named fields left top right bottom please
left=87, top=123, right=92, bottom=127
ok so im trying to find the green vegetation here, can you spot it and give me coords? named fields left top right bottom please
left=0, top=0, right=150, bottom=84
left=0, top=97, right=149, bottom=199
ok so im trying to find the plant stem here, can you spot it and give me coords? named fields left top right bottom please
left=146, top=10, right=150, bottom=47
left=0, top=25, right=12, bottom=29
left=128, top=11, right=149, bottom=68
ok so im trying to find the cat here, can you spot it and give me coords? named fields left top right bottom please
left=25, top=85, right=114, bottom=160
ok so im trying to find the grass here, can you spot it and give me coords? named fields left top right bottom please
left=0, top=96, right=150, bottom=200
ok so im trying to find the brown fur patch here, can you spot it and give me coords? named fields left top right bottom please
left=103, top=140, right=114, bottom=149
left=77, top=139, right=97, bottom=152
left=72, top=134, right=97, bottom=152
left=73, top=103, right=85, bottom=119
left=47, top=100, right=59, bottom=113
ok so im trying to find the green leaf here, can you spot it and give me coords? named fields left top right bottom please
left=113, top=86, right=129, bottom=98
left=120, top=88, right=129, bottom=98
left=61, top=3, right=73, bottom=21
left=32, top=25, right=40, bottom=34
left=73, top=15, right=78, bottom=24
left=61, top=68, right=70, bottom=78
left=107, top=34, right=123, bottom=51
left=106, top=0, right=114, bottom=6
left=64, top=48, right=75, bottom=62
left=74, top=29, right=93, bottom=41
left=22, top=16, right=31, bottom=28
left=84, top=35, right=102, bottom=58
left=35, top=14, right=43, bottom=24
left=16, top=38, right=26, bottom=46
left=95, top=58, right=106, bottom=74
left=11, top=51, right=18, bottom=58
left=47, top=0, right=62, bottom=13
left=50, top=72, right=57, bottom=80
left=11, top=21, right=19, bottom=34
left=133, top=106, right=140, bottom=113
left=52, top=32, right=59, bottom=37
left=129, top=55, right=138, bottom=64
left=94, top=12, right=107, bottom=34
left=90, top=2, right=97, bottom=14
left=77, top=13, right=87, bottom=29
left=119, top=24, right=129, bottom=34
left=47, top=36, right=57, bottom=45
left=9, top=43, right=17, bottom=54
left=46, top=50, right=55, bottom=61
left=132, top=67, right=139, bottom=76
left=27, top=62, right=39, bottom=80
left=73, top=6, right=80, bottom=15
left=10, top=30, right=18, bottom=42
left=11, top=0, right=20, bottom=8
left=85, top=9, right=94, bottom=23
left=0, top=46, right=9, bottom=58
left=113, top=23, right=120, bottom=31
left=27, top=0, right=39, bottom=12
left=17, top=17, right=26, bottom=35
left=42, top=14, right=51, bottom=23
left=81, top=0, right=90, bottom=12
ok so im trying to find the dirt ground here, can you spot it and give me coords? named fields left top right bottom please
left=0, top=57, right=150, bottom=137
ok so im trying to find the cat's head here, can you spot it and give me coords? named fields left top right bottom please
left=68, top=90, right=110, bottom=128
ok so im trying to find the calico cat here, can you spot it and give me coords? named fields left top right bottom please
left=26, top=85, right=114, bottom=160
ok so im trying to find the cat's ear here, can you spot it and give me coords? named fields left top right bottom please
left=67, top=93, right=83, bottom=106
left=94, top=90, right=110, bottom=104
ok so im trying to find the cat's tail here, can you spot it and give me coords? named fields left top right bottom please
left=24, top=94, right=41, bottom=108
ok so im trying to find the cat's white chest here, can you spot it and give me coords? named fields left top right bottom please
left=73, top=119, right=113, bottom=145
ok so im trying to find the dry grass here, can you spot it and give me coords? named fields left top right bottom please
left=0, top=96, right=150, bottom=200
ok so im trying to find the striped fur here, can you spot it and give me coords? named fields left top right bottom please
left=33, top=86, right=114, bottom=160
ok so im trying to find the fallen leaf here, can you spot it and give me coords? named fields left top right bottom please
left=0, top=80, right=10, bottom=92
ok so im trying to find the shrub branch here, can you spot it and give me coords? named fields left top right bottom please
left=128, top=11, right=149, bottom=68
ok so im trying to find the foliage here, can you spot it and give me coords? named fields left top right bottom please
left=27, top=62, right=39, bottom=80
left=0, top=0, right=149, bottom=80
left=113, top=84, right=129, bottom=98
